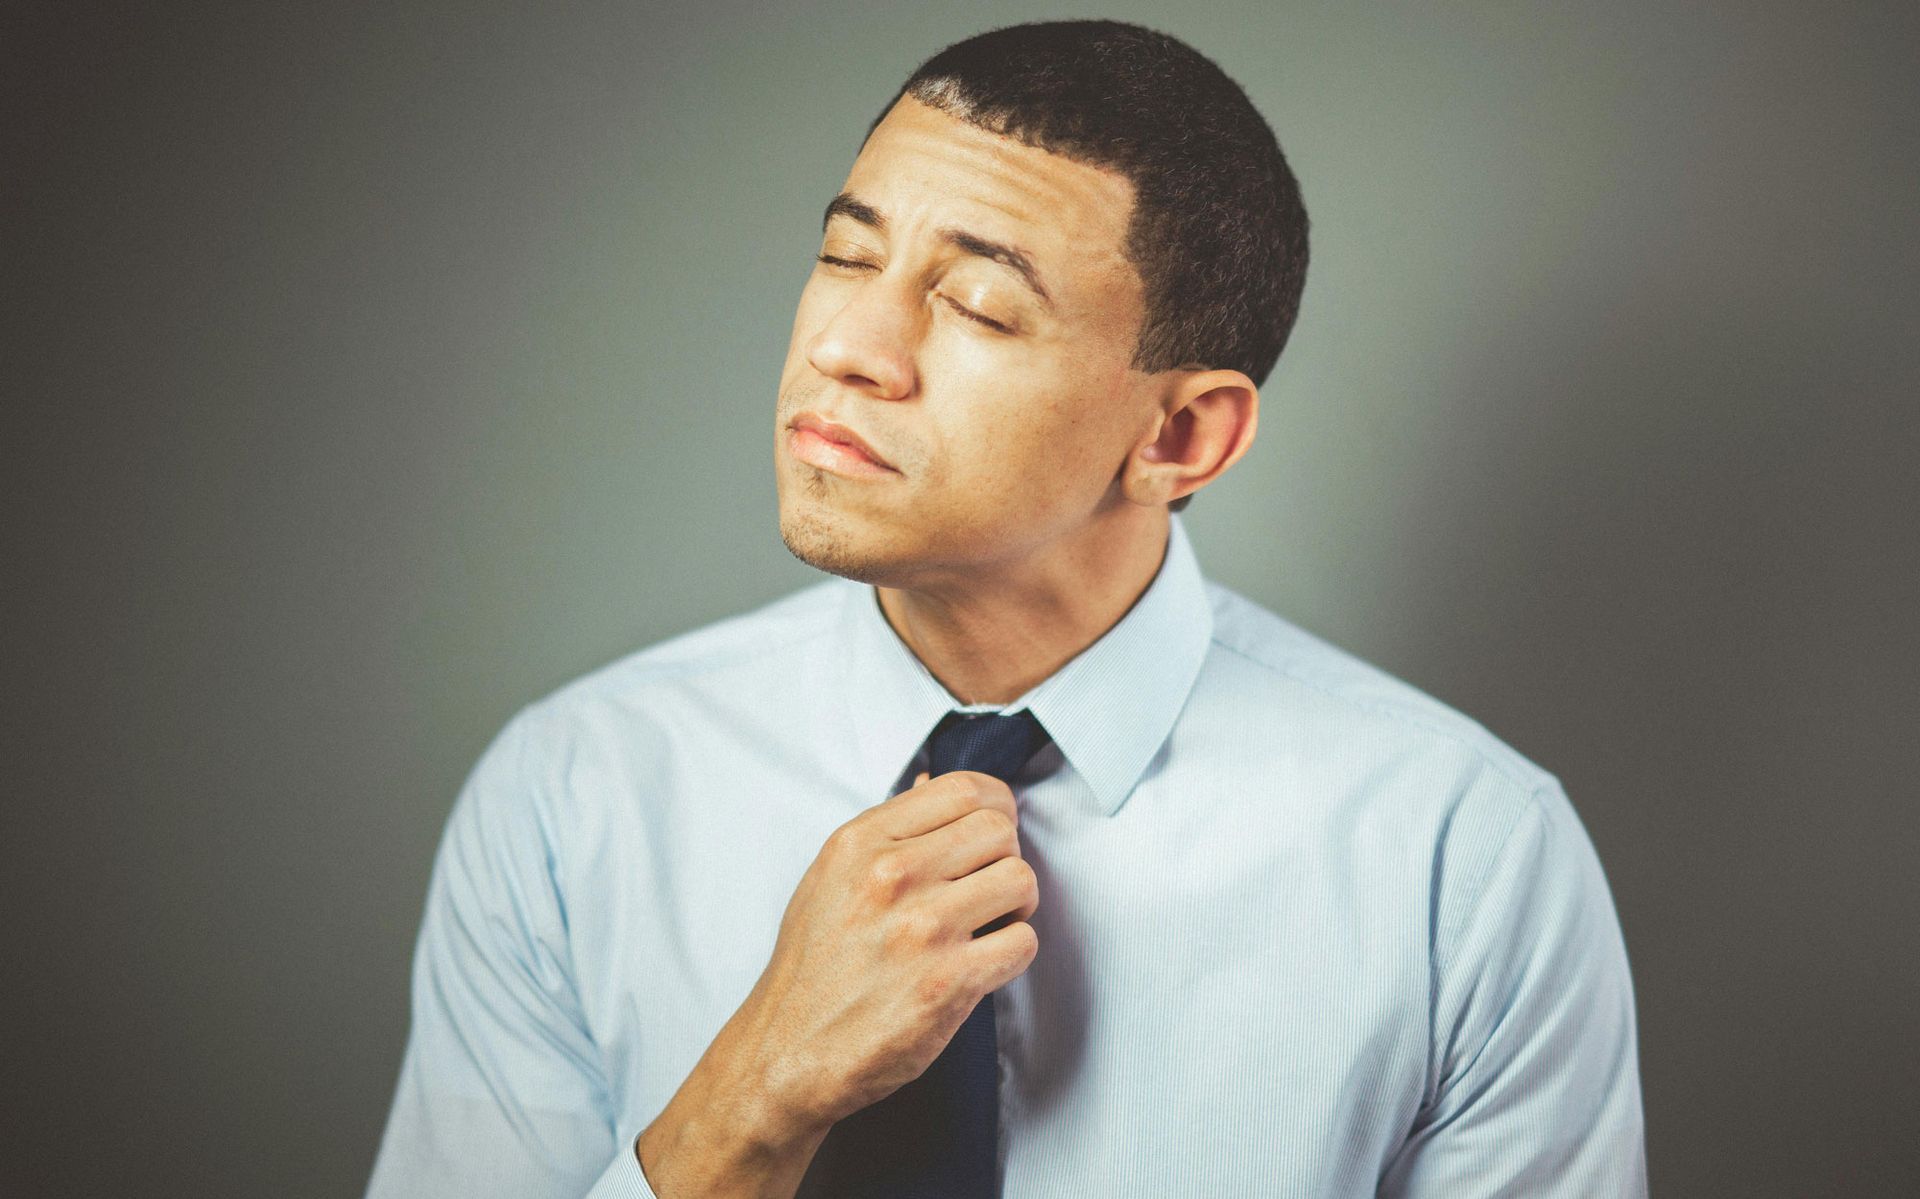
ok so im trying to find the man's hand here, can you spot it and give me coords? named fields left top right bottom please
left=635, top=770, right=1038, bottom=1197
left=744, top=768, right=1041, bottom=1128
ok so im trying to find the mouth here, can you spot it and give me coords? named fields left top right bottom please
left=786, top=412, right=899, bottom=476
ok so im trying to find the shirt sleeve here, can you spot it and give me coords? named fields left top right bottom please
left=364, top=709, right=662, bottom=1199
left=1378, top=782, right=1647, bottom=1198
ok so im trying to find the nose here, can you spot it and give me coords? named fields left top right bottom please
left=804, top=279, right=918, bottom=401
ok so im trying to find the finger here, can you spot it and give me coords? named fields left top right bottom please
left=960, top=917, right=1040, bottom=992
left=909, top=804, right=1022, bottom=879
left=935, top=854, right=1039, bottom=934
left=872, top=770, right=1016, bottom=840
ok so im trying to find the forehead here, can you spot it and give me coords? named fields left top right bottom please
left=838, top=96, right=1140, bottom=302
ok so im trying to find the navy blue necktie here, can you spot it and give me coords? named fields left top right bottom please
left=795, top=709, right=1051, bottom=1199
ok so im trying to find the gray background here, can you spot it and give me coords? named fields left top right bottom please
left=5, top=1, right=1916, bottom=1195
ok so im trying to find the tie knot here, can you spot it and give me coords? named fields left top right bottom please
left=925, top=708, right=1051, bottom=784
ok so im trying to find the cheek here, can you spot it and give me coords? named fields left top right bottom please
left=928, top=376, right=1106, bottom=497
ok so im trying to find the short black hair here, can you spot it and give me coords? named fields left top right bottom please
left=865, top=20, right=1310, bottom=512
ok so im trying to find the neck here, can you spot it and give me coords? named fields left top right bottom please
left=875, top=507, right=1172, bottom=706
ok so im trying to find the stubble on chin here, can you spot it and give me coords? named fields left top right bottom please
left=777, top=470, right=888, bottom=584
left=780, top=520, right=892, bottom=585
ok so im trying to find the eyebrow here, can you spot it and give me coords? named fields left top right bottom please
left=821, top=191, right=1055, bottom=309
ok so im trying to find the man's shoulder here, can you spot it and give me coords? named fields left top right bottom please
left=1201, top=580, right=1557, bottom=797
left=448, top=579, right=852, bottom=840
left=527, top=575, right=849, bottom=722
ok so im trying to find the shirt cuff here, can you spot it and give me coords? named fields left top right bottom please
left=581, top=1134, right=661, bottom=1199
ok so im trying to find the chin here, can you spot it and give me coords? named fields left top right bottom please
left=777, top=498, right=900, bottom=584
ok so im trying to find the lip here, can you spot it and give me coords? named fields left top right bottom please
left=787, top=412, right=898, bottom=475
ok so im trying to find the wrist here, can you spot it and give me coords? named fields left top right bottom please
left=637, top=1055, right=830, bottom=1199
left=705, top=994, right=836, bottom=1150
left=636, top=1000, right=833, bottom=1197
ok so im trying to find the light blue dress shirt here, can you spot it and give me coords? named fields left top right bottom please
left=366, top=514, right=1646, bottom=1197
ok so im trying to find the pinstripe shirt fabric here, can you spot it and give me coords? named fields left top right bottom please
left=365, top=513, right=1647, bottom=1197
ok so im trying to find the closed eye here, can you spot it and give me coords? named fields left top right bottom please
left=815, top=253, right=873, bottom=272
left=814, top=254, right=1013, bottom=335
left=941, top=297, right=1012, bottom=334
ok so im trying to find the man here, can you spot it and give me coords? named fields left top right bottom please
left=367, top=19, right=1646, bottom=1199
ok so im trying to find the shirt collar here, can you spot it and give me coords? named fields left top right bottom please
left=835, top=513, right=1214, bottom=817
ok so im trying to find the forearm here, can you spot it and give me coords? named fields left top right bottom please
left=635, top=1002, right=832, bottom=1199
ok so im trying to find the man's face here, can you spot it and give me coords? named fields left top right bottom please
left=775, top=95, right=1162, bottom=585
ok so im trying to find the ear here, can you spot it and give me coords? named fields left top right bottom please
left=1121, top=369, right=1259, bottom=508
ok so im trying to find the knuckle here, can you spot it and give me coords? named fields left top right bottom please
left=987, top=919, right=1039, bottom=970
left=1014, top=859, right=1039, bottom=903
left=960, top=771, right=1009, bottom=801
left=975, top=807, right=1017, bottom=842
left=1008, top=920, right=1039, bottom=960
left=863, top=850, right=911, bottom=899
left=826, top=820, right=869, bottom=856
